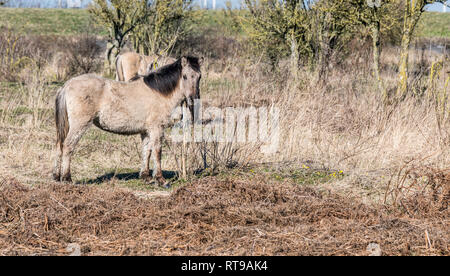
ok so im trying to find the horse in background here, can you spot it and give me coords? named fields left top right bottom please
left=115, top=52, right=176, bottom=82
left=53, top=57, right=203, bottom=187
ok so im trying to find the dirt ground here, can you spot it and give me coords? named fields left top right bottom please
left=0, top=176, right=448, bottom=256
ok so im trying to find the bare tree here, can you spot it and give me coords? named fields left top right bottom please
left=131, top=0, right=192, bottom=57
left=396, top=0, right=449, bottom=98
left=89, top=0, right=150, bottom=76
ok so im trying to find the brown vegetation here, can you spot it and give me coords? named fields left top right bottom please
left=0, top=176, right=448, bottom=256
left=0, top=26, right=103, bottom=83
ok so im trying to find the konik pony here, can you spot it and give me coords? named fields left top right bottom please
left=53, top=56, right=203, bottom=186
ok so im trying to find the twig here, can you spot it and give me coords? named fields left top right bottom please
left=50, top=196, right=71, bottom=213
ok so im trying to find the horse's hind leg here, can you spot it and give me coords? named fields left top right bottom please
left=52, top=141, right=63, bottom=181
left=139, top=132, right=152, bottom=182
left=153, top=144, right=166, bottom=186
left=60, top=120, right=92, bottom=182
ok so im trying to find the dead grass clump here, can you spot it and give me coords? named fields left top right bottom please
left=0, top=27, right=33, bottom=82
left=386, top=165, right=450, bottom=219
left=0, top=177, right=448, bottom=256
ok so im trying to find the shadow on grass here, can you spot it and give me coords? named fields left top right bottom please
left=78, top=170, right=178, bottom=185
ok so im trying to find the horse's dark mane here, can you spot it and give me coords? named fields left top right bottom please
left=185, top=56, right=201, bottom=73
left=136, top=56, right=200, bottom=96
left=129, top=75, right=141, bottom=82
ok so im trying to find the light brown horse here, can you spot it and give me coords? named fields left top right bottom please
left=115, top=52, right=176, bottom=82
left=115, top=52, right=189, bottom=122
left=53, top=57, right=203, bottom=186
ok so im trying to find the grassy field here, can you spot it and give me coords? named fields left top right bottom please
left=417, top=12, right=450, bottom=38
left=1, top=8, right=449, bottom=38
left=0, top=8, right=101, bottom=35
left=0, top=7, right=449, bottom=256
left=0, top=8, right=242, bottom=37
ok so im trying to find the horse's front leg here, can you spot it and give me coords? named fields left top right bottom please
left=150, top=127, right=166, bottom=187
left=139, top=132, right=152, bottom=182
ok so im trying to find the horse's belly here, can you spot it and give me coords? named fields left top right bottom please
left=94, top=107, right=147, bottom=135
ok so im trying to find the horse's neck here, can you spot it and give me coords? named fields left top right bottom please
left=164, top=84, right=186, bottom=113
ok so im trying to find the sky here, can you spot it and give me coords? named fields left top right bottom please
left=2, top=0, right=449, bottom=12
left=427, top=2, right=449, bottom=12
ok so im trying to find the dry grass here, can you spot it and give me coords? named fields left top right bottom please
left=196, top=44, right=450, bottom=203
left=385, top=164, right=450, bottom=217
left=0, top=40, right=449, bottom=194
left=0, top=176, right=448, bottom=256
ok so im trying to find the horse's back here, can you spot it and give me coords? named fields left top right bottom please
left=140, top=54, right=158, bottom=74
left=145, top=56, right=177, bottom=73
left=118, top=52, right=143, bottom=81
left=65, top=74, right=106, bottom=90
left=62, top=74, right=107, bottom=109
left=117, top=52, right=176, bottom=81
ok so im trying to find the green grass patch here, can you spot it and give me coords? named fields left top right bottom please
left=267, top=168, right=344, bottom=185
left=0, top=8, right=448, bottom=39
left=206, top=78, right=240, bottom=90
left=187, top=9, right=245, bottom=37
left=0, top=8, right=246, bottom=37
left=10, top=106, right=32, bottom=116
left=0, top=81, right=23, bottom=98
left=0, top=81, right=22, bottom=90
left=0, top=8, right=105, bottom=35
left=83, top=128, right=122, bottom=142
left=195, top=164, right=346, bottom=187
left=417, top=12, right=450, bottom=38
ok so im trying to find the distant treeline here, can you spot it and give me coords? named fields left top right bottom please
left=1, top=0, right=243, bottom=9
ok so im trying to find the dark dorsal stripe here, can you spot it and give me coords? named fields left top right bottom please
left=133, top=56, right=201, bottom=96
left=129, top=75, right=141, bottom=82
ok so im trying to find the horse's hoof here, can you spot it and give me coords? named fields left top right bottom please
left=61, top=174, right=72, bottom=183
left=52, top=173, right=61, bottom=182
left=155, top=176, right=167, bottom=187
left=142, top=176, right=154, bottom=183
left=140, top=172, right=153, bottom=182
left=143, top=177, right=157, bottom=186
left=162, top=182, right=171, bottom=189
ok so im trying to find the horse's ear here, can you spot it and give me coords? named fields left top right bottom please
left=199, top=57, right=204, bottom=67
left=181, top=57, right=188, bottom=68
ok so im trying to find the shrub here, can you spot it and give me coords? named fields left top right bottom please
left=64, top=34, right=103, bottom=77
left=0, top=27, right=33, bottom=82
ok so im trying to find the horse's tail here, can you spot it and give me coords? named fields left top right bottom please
left=115, top=54, right=123, bottom=81
left=55, top=86, right=69, bottom=151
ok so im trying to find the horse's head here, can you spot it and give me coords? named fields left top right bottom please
left=180, top=56, right=203, bottom=122
left=181, top=56, right=203, bottom=104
